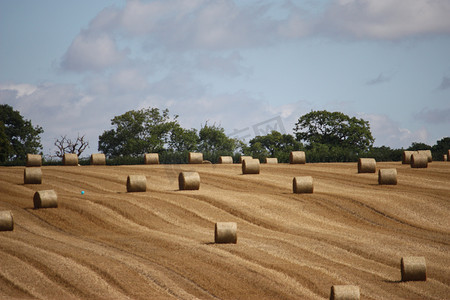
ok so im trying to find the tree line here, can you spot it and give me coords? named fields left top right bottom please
left=1, top=104, right=449, bottom=165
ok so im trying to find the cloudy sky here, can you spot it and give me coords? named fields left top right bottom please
left=1, top=0, right=449, bottom=156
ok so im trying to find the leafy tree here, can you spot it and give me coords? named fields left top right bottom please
left=431, top=137, right=450, bottom=160
left=244, top=131, right=303, bottom=162
left=197, top=123, right=239, bottom=162
left=168, top=126, right=199, bottom=152
left=407, top=142, right=432, bottom=151
left=98, top=107, right=179, bottom=157
left=293, top=110, right=374, bottom=154
left=0, top=104, right=43, bottom=162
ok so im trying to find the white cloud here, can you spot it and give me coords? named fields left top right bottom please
left=0, top=83, right=37, bottom=97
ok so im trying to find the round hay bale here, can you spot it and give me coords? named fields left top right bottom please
left=144, top=153, right=159, bottom=164
left=33, top=190, right=58, bottom=209
left=293, top=176, right=314, bottom=193
left=289, top=151, right=306, bottom=164
left=448, top=149, right=450, bottom=160
left=219, top=156, right=233, bottom=164
left=126, top=175, right=147, bottom=192
left=239, top=156, right=252, bottom=163
left=411, top=153, right=428, bottom=168
left=378, top=169, right=397, bottom=185
left=402, top=151, right=416, bottom=164
left=358, top=158, right=376, bottom=173
left=418, top=150, right=432, bottom=162
left=265, top=157, right=278, bottom=164
left=178, top=172, right=200, bottom=190
left=401, top=256, right=426, bottom=281
left=214, top=222, right=237, bottom=244
left=90, top=153, right=106, bottom=165
left=444, top=154, right=447, bottom=162
left=202, top=160, right=212, bottom=164
left=0, top=211, right=14, bottom=231
left=63, top=153, right=78, bottom=166
left=24, top=167, right=42, bottom=184
left=26, top=154, right=42, bottom=167
left=188, top=152, right=203, bottom=164
left=242, top=159, right=260, bottom=174
left=329, top=285, right=360, bottom=300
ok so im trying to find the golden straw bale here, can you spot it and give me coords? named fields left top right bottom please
left=293, top=176, right=314, bottom=193
left=402, top=151, right=417, bottom=164
left=242, top=159, right=260, bottom=174
left=144, top=153, right=159, bottom=164
left=127, top=175, right=147, bottom=192
left=444, top=154, right=447, bottom=162
left=90, top=153, right=106, bottom=165
left=448, top=149, right=450, bottom=160
left=33, top=190, right=58, bottom=209
left=0, top=211, right=14, bottom=231
left=289, top=151, right=306, bottom=164
left=24, top=167, right=42, bottom=184
left=358, top=158, right=376, bottom=173
left=239, top=156, right=252, bottom=163
left=329, top=285, right=360, bottom=300
left=26, top=154, right=42, bottom=167
left=418, top=150, right=432, bottom=162
left=178, top=172, right=200, bottom=190
left=411, top=153, right=428, bottom=168
left=378, top=169, right=397, bottom=185
left=265, top=157, right=278, bottom=164
left=63, top=153, right=78, bottom=166
left=401, top=256, right=426, bottom=281
left=189, top=152, right=203, bottom=164
left=214, top=222, right=237, bottom=244
left=219, top=156, right=233, bottom=164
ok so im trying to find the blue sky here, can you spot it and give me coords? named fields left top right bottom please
left=1, top=0, right=449, bottom=156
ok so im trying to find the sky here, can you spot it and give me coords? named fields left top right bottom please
left=1, top=0, right=449, bottom=157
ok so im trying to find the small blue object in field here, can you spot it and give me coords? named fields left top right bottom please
left=81, top=191, right=85, bottom=195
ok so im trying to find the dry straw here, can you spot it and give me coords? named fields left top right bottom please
left=189, top=152, right=203, bottom=164
left=358, top=158, right=376, bottom=173
left=444, top=154, right=448, bottom=162
left=265, top=157, right=278, bottom=164
left=448, top=149, right=450, bottom=160
left=329, top=285, right=360, bottom=300
left=290, top=151, right=306, bottom=164
left=293, top=176, right=314, bottom=193
left=24, top=167, right=42, bottom=184
left=63, top=153, right=78, bottom=166
left=33, top=190, right=58, bottom=209
left=127, top=175, right=147, bottom=192
left=240, top=156, right=252, bottom=163
left=178, top=172, right=200, bottom=190
left=26, top=154, right=42, bottom=167
left=242, top=158, right=260, bottom=174
left=144, top=153, right=159, bottom=164
left=214, top=222, right=237, bottom=244
left=401, top=256, right=426, bottom=281
left=411, top=153, right=428, bottom=168
left=402, top=151, right=417, bottom=164
left=0, top=211, right=14, bottom=231
left=418, top=150, right=432, bottom=162
left=378, top=169, right=397, bottom=185
left=90, top=153, right=106, bottom=165
left=219, top=156, right=233, bottom=164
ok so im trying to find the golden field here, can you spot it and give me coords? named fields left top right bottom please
left=0, top=162, right=449, bottom=299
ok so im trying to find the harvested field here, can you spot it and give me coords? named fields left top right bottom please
left=0, top=162, right=449, bottom=299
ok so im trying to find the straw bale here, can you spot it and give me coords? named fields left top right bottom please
left=402, top=151, right=417, bottom=164
left=293, top=176, right=314, bottom=193
left=418, top=150, right=432, bottom=162
left=24, top=167, right=42, bottom=184
left=219, top=156, right=233, bottom=164
left=215, top=222, right=237, bottom=244
left=63, top=153, right=78, bottom=166
left=411, top=153, right=428, bottom=168
left=289, top=151, right=306, bottom=164
left=378, top=169, right=397, bottom=185
left=242, top=159, right=260, bottom=174
left=329, top=285, right=360, bottom=300
left=0, top=211, right=14, bottom=231
left=26, top=154, right=42, bottom=167
left=265, top=157, right=278, bottom=164
left=90, top=153, right=106, bottom=165
left=127, top=175, right=147, bottom=192
left=240, top=156, right=252, bottom=163
left=401, top=256, right=426, bottom=281
left=178, top=172, right=200, bottom=190
left=358, top=158, right=376, bottom=173
left=33, top=190, right=58, bottom=209
left=189, top=152, right=203, bottom=164
left=444, top=154, right=447, bottom=162
left=144, top=153, right=159, bottom=164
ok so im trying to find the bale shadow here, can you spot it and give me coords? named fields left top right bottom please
left=383, top=279, right=402, bottom=284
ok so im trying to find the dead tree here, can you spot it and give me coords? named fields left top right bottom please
left=54, top=134, right=89, bottom=158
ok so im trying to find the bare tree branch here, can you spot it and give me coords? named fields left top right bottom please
left=54, top=134, right=89, bottom=158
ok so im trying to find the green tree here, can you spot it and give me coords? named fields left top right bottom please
left=244, top=131, right=303, bottom=162
left=0, top=104, right=43, bottom=162
left=197, top=123, right=238, bottom=162
left=98, top=107, right=179, bottom=157
left=431, top=137, right=450, bottom=160
left=293, top=110, right=374, bottom=154
left=407, top=142, right=432, bottom=151
left=168, top=126, right=199, bottom=152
